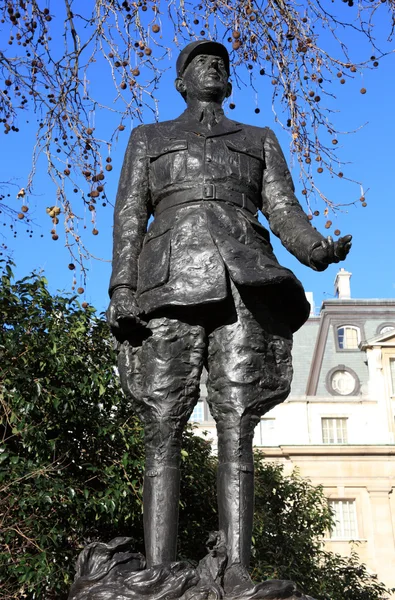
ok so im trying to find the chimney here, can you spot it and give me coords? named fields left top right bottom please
left=334, top=268, right=352, bottom=299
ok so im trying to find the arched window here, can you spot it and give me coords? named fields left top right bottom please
left=379, top=325, right=395, bottom=335
left=337, top=326, right=360, bottom=350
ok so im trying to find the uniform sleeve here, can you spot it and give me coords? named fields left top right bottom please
left=261, top=128, right=326, bottom=268
left=109, top=125, right=151, bottom=295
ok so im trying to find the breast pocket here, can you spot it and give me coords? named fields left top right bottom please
left=225, top=141, right=264, bottom=185
left=148, top=138, right=188, bottom=186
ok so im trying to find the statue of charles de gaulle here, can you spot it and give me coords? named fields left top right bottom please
left=104, top=40, right=351, bottom=598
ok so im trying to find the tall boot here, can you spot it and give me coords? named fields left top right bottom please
left=143, top=465, right=180, bottom=568
left=217, top=460, right=254, bottom=565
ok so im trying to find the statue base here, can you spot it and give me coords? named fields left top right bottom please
left=68, top=535, right=314, bottom=600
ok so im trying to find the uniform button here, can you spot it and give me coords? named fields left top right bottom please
left=206, top=157, right=212, bottom=162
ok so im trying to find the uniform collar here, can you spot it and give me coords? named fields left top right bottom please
left=176, top=108, right=243, bottom=138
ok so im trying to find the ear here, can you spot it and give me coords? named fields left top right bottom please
left=225, top=82, right=232, bottom=99
left=175, top=77, right=186, bottom=95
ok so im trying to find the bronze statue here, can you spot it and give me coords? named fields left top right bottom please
left=69, top=40, right=351, bottom=600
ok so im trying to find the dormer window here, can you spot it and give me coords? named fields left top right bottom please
left=337, top=326, right=360, bottom=350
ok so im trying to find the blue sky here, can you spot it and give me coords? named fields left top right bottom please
left=1, top=4, right=394, bottom=316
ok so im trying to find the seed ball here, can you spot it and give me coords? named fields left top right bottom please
left=91, top=190, right=99, bottom=198
left=334, top=229, right=341, bottom=236
left=350, top=65, right=357, bottom=72
left=373, top=61, right=379, bottom=67
left=82, top=301, right=88, bottom=309
left=233, top=30, right=241, bottom=39
left=232, top=40, right=241, bottom=50
left=362, top=201, right=367, bottom=207
left=305, top=158, right=311, bottom=164
left=360, top=196, right=365, bottom=202
left=119, top=124, right=125, bottom=131
left=317, top=167, right=323, bottom=173
left=17, top=212, right=24, bottom=219
left=314, top=210, right=320, bottom=216
left=229, top=103, right=236, bottom=109
left=5, top=79, right=12, bottom=86
left=52, top=217, right=59, bottom=224
left=52, top=234, right=59, bottom=240
left=152, top=24, right=160, bottom=33
left=106, top=164, right=113, bottom=171
left=68, top=263, right=75, bottom=270
left=106, top=157, right=112, bottom=163
left=332, top=139, right=338, bottom=145
left=307, top=214, right=313, bottom=220
left=338, top=172, right=343, bottom=178
left=92, top=228, right=99, bottom=235
left=120, top=82, right=127, bottom=89
left=314, top=96, right=321, bottom=102
left=21, top=205, right=29, bottom=212
left=360, top=88, right=366, bottom=94
left=145, top=47, right=152, bottom=56
left=64, top=168, right=70, bottom=175
left=88, top=205, right=95, bottom=211
left=309, top=91, right=314, bottom=97
left=132, top=68, right=140, bottom=76
left=254, top=108, right=260, bottom=114
left=86, top=128, right=93, bottom=135
left=77, top=287, right=84, bottom=294
left=49, top=210, right=55, bottom=218
left=97, top=185, right=104, bottom=192
left=325, top=220, right=332, bottom=229
left=340, top=79, right=345, bottom=84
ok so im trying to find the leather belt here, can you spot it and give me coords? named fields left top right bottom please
left=154, top=184, right=258, bottom=216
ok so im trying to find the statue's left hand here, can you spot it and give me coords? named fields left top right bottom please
left=310, top=234, right=352, bottom=271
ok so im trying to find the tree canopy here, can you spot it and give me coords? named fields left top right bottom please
left=1, top=262, right=393, bottom=600
left=0, top=0, right=394, bottom=276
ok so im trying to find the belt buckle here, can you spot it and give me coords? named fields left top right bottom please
left=203, top=183, right=216, bottom=199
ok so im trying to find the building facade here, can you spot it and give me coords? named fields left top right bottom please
left=191, top=269, right=395, bottom=591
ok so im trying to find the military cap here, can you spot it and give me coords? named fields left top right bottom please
left=176, top=40, right=230, bottom=77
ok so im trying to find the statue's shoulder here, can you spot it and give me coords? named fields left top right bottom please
left=231, top=119, right=271, bottom=139
left=136, top=118, right=179, bottom=134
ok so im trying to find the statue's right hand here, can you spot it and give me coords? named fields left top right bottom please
left=106, top=287, right=147, bottom=340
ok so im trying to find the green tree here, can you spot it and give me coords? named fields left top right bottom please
left=0, top=263, right=392, bottom=599
left=0, top=262, right=217, bottom=598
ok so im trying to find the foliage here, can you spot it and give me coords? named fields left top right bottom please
left=0, top=262, right=216, bottom=598
left=0, top=262, right=393, bottom=599
left=0, top=0, right=394, bottom=269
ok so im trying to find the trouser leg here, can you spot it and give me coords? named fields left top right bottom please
left=207, top=283, right=293, bottom=574
left=119, top=316, right=206, bottom=567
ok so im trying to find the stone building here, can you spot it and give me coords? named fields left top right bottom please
left=191, top=269, right=395, bottom=591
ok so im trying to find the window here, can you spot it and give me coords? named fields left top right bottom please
left=390, top=358, right=395, bottom=396
left=331, top=369, right=357, bottom=395
left=254, top=418, right=276, bottom=446
left=190, top=401, right=204, bottom=423
left=337, top=326, right=360, bottom=350
left=380, top=325, right=395, bottom=335
left=322, top=417, right=348, bottom=444
left=329, top=500, right=358, bottom=539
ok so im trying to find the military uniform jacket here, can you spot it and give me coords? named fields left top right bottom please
left=109, top=109, right=327, bottom=333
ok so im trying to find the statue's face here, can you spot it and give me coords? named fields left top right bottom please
left=180, top=53, right=230, bottom=102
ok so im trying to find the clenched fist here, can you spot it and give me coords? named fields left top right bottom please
left=106, top=287, right=147, bottom=341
